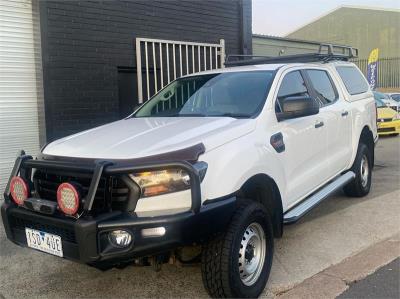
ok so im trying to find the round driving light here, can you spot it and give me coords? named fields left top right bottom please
left=108, top=230, right=132, bottom=247
left=57, top=182, right=79, bottom=215
left=10, top=176, right=29, bottom=206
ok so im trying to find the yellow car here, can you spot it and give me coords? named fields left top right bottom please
left=375, top=98, right=400, bottom=136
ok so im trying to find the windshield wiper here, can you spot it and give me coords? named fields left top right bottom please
left=210, top=113, right=250, bottom=118
left=134, top=112, right=249, bottom=118
left=170, top=113, right=207, bottom=117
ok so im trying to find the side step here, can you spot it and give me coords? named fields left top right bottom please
left=283, top=171, right=355, bottom=224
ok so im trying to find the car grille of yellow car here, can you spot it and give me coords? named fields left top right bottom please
left=378, top=127, right=395, bottom=133
left=378, top=118, right=393, bottom=123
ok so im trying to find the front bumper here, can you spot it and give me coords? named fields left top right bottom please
left=377, top=120, right=400, bottom=135
left=1, top=149, right=236, bottom=266
left=1, top=197, right=236, bottom=265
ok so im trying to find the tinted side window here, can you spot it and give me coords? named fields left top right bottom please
left=306, top=70, right=337, bottom=106
left=276, top=71, right=309, bottom=112
left=336, top=66, right=369, bottom=95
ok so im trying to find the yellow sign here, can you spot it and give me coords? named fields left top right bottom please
left=368, top=48, right=379, bottom=64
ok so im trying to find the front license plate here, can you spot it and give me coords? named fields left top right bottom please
left=25, top=228, right=63, bottom=257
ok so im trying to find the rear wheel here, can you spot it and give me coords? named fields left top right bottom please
left=201, top=200, right=274, bottom=298
left=344, top=143, right=372, bottom=197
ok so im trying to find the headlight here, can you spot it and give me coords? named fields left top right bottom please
left=130, top=168, right=191, bottom=197
left=129, top=162, right=208, bottom=198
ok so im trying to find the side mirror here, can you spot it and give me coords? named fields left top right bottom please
left=277, top=96, right=319, bottom=121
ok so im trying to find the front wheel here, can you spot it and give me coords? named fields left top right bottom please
left=201, top=200, right=274, bottom=298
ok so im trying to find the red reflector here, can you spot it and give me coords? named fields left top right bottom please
left=10, top=176, right=29, bottom=206
left=57, top=182, right=80, bottom=215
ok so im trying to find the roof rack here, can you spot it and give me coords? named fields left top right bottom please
left=225, top=43, right=358, bottom=67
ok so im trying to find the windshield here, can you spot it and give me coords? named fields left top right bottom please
left=375, top=98, right=386, bottom=108
left=133, top=71, right=274, bottom=118
left=373, top=91, right=389, bottom=101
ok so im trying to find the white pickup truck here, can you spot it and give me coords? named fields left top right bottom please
left=2, top=45, right=377, bottom=298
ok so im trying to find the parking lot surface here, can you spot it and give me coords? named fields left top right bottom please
left=0, top=136, right=399, bottom=298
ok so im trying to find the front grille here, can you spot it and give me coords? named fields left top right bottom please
left=33, top=170, right=130, bottom=213
left=378, top=118, right=393, bottom=123
left=378, top=127, right=395, bottom=133
left=34, top=171, right=106, bottom=202
left=10, top=215, right=77, bottom=243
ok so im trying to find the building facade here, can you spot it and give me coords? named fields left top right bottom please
left=0, top=0, right=252, bottom=191
left=287, top=6, right=400, bottom=90
left=253, top=6, right=400, bottom=90
left=40, top=0, right=252, bottom=141
left=287, top=6, right=399, bottom=59
left=253, top=34, right=328, bottom=57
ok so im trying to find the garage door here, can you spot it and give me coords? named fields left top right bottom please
left=0, top=0, right=44, bottom=192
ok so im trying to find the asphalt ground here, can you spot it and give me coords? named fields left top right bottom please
left=0, top=135, right=399, bottom=298
left=337, top=258, right=399, bottom=299
left=276, top=234, right=399, bottom=299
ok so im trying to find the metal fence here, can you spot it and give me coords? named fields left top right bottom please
left=136, top=38, right=225, bottom=103
left=352, top=57, right=400, bottom=89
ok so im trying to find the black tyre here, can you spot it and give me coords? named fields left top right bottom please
left=344, top=143, right=372, bottom=197
left=201, top=200, right=274, bottom=298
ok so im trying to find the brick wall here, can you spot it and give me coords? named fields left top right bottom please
left=40, top=0, right=252, bottom=140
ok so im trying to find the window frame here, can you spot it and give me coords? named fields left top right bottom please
left=303, top=68, right=339, bottom=108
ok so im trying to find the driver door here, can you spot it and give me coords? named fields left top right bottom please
left=275, top=70, right=329, bottom=206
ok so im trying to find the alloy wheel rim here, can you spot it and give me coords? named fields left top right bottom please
left=238, top=222, right=267, bottom=286
left=360, top=155, right=369, bottom=188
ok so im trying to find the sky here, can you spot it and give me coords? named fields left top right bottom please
left=252, top=0, right=400, bottom=36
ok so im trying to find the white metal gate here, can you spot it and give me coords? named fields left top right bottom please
left=136, top=38, right=225, bottom=103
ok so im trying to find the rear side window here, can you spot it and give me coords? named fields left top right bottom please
left=306, top=70, right=337, bottom=106
left=336, top=66, right=369, bottom=95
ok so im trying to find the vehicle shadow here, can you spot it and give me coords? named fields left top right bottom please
left=0, top=230, right=208, bottom=298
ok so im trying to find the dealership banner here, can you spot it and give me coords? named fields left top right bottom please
left=367, top=48, right=379, bottom=90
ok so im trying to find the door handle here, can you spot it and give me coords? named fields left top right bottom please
left=315, top=121, right=324, bottom=128
left=341, top=111, right=349, bottom=117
